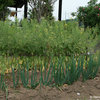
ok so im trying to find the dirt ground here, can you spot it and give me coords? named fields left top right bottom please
left=0, top=65, right=100, bottom=100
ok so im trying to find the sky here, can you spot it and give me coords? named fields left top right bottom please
left=8, top=0, right=100, bottom=22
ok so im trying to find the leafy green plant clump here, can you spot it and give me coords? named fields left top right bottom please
left=0, top=18, right=99, bottom=57
left=73, top=0, right=100, bottom=35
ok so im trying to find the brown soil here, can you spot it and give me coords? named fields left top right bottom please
left=0, top=65, right=100, bottom=100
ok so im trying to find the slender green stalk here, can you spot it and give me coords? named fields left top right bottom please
left=31, top=59, right=39, bottom=89
left=18, top=60, right=29, bottom=88
left=82, top=54, right=100, bottom=81
left=50, top=83, right=62, bottom=91
left=39, top=76, right=42, bottom=94
left=40, top=57, right=53, bottom=86
left=0, top=65, right=7, bottom=92
left=75, top=57, right=82, bottom=80
left=5, top=86, right=8, bottom=100
left=65, top=55, right=82, bottom=85
left=11, top=65, right=19, bottom=88
left=53, top=56, right=67, bottom=86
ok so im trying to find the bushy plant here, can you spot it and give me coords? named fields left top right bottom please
left=0, top=19, right=99, bottom=57
left=76, top=0, right=100, bottom=35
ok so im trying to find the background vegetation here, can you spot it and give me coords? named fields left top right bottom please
left=0, top=0, right=14, bottom=20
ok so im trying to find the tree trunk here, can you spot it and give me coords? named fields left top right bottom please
left=36, top=0, right=42, bottom=24
left=37, top=11, right=41, bottom=24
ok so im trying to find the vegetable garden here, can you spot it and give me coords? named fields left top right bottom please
left=0, top=16, right=100, bottom=99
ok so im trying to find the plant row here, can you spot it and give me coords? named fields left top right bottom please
left=0, top=54, right=100, bottom=92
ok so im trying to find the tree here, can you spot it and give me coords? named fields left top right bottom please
left=28, top=0, right=57, bottom=24
left=0, top=0, right=14, bottom=20
left=41, top=0, right=54, bottom=21
left=28, top=1, right=54, bottom=21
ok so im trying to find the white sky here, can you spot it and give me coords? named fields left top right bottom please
left=8, top=0, right=100, bottom=21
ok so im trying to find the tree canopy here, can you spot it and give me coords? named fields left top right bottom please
left=28, top=0, right=57, bottom=23
left=0, top=0, right=14, bottom=11
left=0, top=0, right=14, bottom=20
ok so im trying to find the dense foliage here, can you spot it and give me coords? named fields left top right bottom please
left=0, top=0, right=14, bottom=20
left=28, top=0, right=54, bottom=20
left=28, top=0, right=56, bottom=23
left=74, top=0, right=100, bottom=35
left=0, top=19, right=99, bottom=58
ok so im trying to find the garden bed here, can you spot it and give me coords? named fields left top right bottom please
left=0, top=17, right=100, bottom=100
left=0, top=66, right=100, bottom=100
